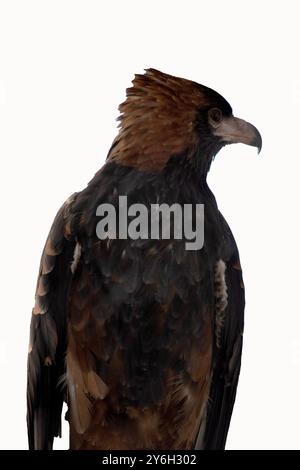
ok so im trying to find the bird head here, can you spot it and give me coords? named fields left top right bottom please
left=108, top=69, right=262, bottom=175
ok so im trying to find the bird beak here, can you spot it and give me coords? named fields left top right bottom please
left=213, top=116, right=262, bottom=154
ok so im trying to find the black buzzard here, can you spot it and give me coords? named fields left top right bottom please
left=27, top=69, right=261, bottom=450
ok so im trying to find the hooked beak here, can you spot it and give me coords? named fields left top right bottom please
left=213, top=116, right=262, bottom=154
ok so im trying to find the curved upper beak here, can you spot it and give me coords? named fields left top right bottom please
left=213, top=115, right=262, bottom=154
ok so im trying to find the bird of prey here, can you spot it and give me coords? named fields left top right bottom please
left=27, top=69, right=261, bottom=450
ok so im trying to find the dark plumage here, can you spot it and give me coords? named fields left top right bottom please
left=27, top=69, right=261, bottom=449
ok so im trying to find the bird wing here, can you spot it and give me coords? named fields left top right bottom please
left=195, top=251, right=245, bottom=449
left=27, top=194, right=78, bottom=449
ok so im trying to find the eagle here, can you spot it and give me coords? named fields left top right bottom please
left=27, top=69, right=261, bottom=450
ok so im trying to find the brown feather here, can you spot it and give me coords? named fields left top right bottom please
left=108, top=69, right=211, bottom=171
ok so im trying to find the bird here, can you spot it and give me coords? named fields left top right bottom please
left=27, top=68, right=261, bottom=450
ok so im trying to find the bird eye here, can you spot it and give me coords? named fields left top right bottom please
left=208, top=108, right=223, bottom=127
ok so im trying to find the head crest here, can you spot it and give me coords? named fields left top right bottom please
left=108, top=69, right=231, bottom=171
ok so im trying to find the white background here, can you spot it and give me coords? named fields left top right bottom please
left=0, top=0, right=299, bottom=450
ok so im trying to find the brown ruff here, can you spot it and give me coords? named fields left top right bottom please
left=107, top=69, right=212, bottom=171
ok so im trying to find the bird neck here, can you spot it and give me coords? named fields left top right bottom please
left=164, top=149, right=216, bottom=187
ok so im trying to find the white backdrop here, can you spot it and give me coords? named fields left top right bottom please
left=0, top=0, right=299, bottom=450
